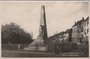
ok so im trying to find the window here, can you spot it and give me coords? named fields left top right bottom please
left=85, top=29, right=86, bottom=34
left=87, top=28, right=89, bottom=34
left=81, top=28, right=83, bottom=32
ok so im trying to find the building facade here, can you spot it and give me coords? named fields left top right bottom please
left=81, top=17, right=89, bottom=44
left=47, top=30, right=71, bottom=52
left=72, top=25, right=78, bottom=43
left=72, top=17, right=89, bottom=44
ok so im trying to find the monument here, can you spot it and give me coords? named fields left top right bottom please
left=27, top=5, right=48, bottom=51
left=37, top=5, right=48, bottom=46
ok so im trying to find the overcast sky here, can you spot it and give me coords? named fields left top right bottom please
left=0, top=1, right=88, bottom=39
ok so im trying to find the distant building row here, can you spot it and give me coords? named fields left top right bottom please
left=47, top=17, right=89, bottom=52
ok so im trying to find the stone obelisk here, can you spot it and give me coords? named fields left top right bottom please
left=26, top=5, right=48, bottom=51
left=38, top=5, right=48, bottom=46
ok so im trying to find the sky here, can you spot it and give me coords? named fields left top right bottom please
left=0, top=1, right=88, bottom=39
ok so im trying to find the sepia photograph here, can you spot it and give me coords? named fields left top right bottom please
left=0, top=1, right=89, bottom=57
